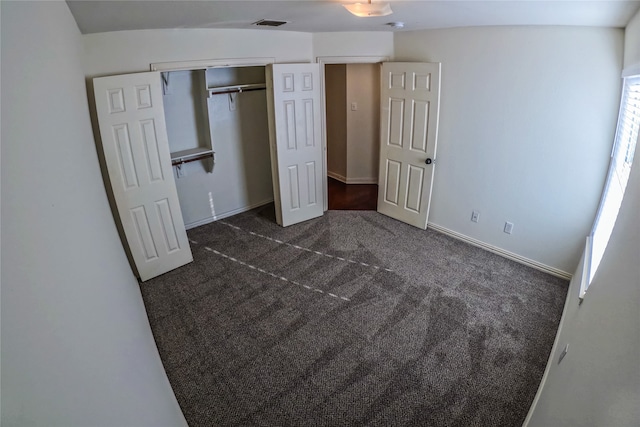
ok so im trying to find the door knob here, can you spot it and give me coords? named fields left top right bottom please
left=425, top=158, right=432, bottom=165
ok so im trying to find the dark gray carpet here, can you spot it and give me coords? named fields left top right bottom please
left=140, top=204, right=568, bottom=427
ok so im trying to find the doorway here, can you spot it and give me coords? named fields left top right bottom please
left=323, top=61, right=381, bottom=210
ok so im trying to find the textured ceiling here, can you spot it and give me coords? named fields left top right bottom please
left=67, top=0, right=640, bottom=34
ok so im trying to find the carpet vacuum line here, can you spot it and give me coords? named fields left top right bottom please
left=188, top=239, right=351, bottom=302
left=219, top=221, right=393, bottom=272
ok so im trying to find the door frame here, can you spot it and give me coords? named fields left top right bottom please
left=149, top=55, right=391, bottom=217
left=150, top=57, right=276, bottom=72
left=316, top=56, right=390, bottom=211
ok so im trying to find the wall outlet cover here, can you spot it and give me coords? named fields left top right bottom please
left=504, top=221, right=514, bottom=234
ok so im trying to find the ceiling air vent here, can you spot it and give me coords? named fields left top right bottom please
left=252, top=19, right=289, bottom=27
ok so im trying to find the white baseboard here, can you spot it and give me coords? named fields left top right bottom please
left=327, top=171, right=347, bottom=183
left=427, top=222, right=573, bottom=280
left=184, top=198, right=274, bottom=230
left=327, top=171, right=377, bottom=185
left=345, top=177, right=377, bottom=184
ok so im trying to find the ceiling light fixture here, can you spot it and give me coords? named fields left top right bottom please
left=344, top=0, right=393, bottom=17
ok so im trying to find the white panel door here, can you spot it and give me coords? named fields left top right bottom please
left=377, top=62, right=441, bottom=229
left=266, top=64, right=324, bottom=227
left=94, top=72, right=193, bottom=281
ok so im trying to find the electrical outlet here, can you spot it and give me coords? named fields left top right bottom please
left=504, top=221, right=514, bottom=234
left=351, top=102, right=358, bottom=111
left=471, top=210, right=480, bottom=223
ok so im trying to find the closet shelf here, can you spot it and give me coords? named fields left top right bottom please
left=207, top=83, right=266, bottom=97
left=171, top=148, right=214, bottom=166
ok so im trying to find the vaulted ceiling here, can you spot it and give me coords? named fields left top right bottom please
left=67, top=0, right=640, bottom=34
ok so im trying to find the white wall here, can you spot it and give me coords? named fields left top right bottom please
left=312, top=31, right=393, bottom=60
left=525, top=12, right=640, bottom=426
left=346, top=63, right=379, bottom=183
left=83, top=28, right=313, bottom=76
left=162, top=70, right=210, bottom=154
left=395, top=26, right=623, bottom=274
left=0, top=2, right=187, bottom=426
left=525, top=130, right=640, bottom=427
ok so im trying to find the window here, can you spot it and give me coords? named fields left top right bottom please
left=584, top=75, right=640, bottom=296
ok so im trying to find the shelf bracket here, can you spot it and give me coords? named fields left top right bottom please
left=161, top=72, right=170, bottom=95
left=228, top=92, right=238, bottom=111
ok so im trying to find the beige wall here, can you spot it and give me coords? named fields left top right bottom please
left=346, top=63, right=380, bottom=183
left=325, top=63, right=380, bottom=184
left=325, top=64, right=348, bottom=180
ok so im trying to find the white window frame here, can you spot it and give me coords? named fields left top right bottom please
left=581, top=75, right=640, bottom=299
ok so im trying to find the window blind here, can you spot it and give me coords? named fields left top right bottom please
left=587, top=75, right=640, bottom=288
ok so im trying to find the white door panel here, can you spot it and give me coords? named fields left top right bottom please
left=94, top=72, right=192, bottom=281
left=378, top=62, right=441, bottom=229
left=267, top=64, right=324, bottom=227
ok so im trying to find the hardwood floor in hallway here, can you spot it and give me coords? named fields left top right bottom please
left=327, top=177, right=378, bottom=210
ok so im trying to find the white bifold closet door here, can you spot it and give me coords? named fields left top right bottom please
left=266, top=64, right=324, bottom=227
left=377, top=62, right=441, bottom=229
left=93, top=72, right=193, bottom=281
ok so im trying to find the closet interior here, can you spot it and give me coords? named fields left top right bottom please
left=161, top=66, right=274, bottom=229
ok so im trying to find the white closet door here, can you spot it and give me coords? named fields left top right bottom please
left=94, top=72, right=192, bottom=281
left=266, top=64, right=324, bottom=227
left=377, top=62, right=441, bottom=229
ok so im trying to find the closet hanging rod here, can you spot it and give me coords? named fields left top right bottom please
left=207, top=83, right=266, bottom=97
left=210, top=87, right=266, bottom=96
